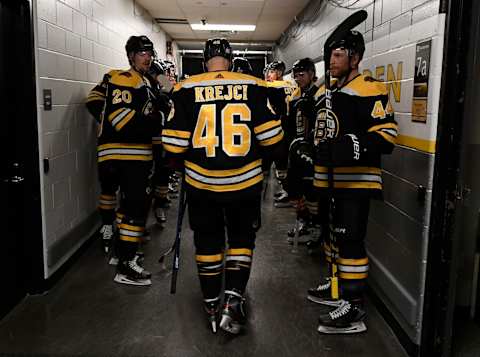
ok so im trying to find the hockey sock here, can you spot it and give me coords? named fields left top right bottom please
left=225, top=248, right=253, bottom=294
left=99, top=194, right=116, bottom=224
left=196, top=253, right=224, bottom=300
left=117, top=220, right=145, bottom=261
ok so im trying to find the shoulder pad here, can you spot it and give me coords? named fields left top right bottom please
left=110, top=69, right=144, bottom=88
left=340, top=74, right=388, bottom=97
left=174, top=71, right=266, bottom=91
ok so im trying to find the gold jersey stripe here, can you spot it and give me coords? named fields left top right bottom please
left=163, top=144, right=188, bottom=154
left=98, top=154, right=152, bottom=162
left=115, top=110, right=136, bottom=131
left=199, top=272, right=223, bottom=276
left=254, top=120, right=282, bottom=134
left=375, top=131, right=397, bottom=145
left=185, top=159, right=261, bottom=178
left=162, top=129, right=191, bottom=139
left=368, top=122, right=398, bottom=132
left=186, top=174, right=263, bottom=192
left=259, top=131, right=284, bottom=146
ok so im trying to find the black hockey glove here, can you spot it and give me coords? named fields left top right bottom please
left=284, top=139, right=314, bottom=199
left=316, top=134, right=362, bottom=166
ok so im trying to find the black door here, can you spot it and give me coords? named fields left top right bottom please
left=0, top=0, right=44, bottom=319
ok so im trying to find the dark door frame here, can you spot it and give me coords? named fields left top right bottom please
left=420, top=0, right=473, bottom=356
left=0, top=0, right=44, bottom=319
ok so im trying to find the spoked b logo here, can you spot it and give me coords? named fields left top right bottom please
left=314, top=108, right=339, bottom=145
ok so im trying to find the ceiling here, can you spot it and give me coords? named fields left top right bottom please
left=135, top=0, right=310, bottom=49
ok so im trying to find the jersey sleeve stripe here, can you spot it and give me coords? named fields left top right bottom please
left=374, top=131, right=397, bottom=145
left=162, top=136, right=189, bottom=148
left=162, top=129, right=191, bottom=139
left=258, top=131, right=284, bottom=146
left=115, top=110, right=136, bottom=131
left=254, top=119, right=281, bottom=134
left=256, top=126, right=283, bottom=141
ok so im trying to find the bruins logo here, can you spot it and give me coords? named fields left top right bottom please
left=314, top=108, right=339, bottom=145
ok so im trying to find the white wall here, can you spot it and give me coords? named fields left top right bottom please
left=33, top=0, right=168, bottom=277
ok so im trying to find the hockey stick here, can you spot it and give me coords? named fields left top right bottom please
left=169, top=174, right=187, bottom=294
left=323, top=10, right=367, bottom=300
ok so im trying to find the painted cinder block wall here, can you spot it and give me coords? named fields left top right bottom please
left=33, top=0, right=168, bottom=277
left=275, top=0, right=443, bottom=344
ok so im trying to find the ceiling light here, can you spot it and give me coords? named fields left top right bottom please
left=191, top=24, right=256, bottom=31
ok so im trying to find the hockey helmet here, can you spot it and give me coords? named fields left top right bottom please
left=204, top=38, right=233, bottom=63
left=292, top=58, right=316, bottom=75
left=326, top=30, right=365, bottom=59
left=269, top=60, right=286, bottom=75
left=232, top=57, right=253, bottom=75
left=125, top=35, right=155, bottom=56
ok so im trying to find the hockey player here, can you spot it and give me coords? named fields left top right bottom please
left=162, top=38, right=284, bottom=334
left=263, top=60, right=296, bottom=206
left=282, top=58, right=327, bottom=244
left=308, top=30, right=397, bottom=333
left=98, top=35, right=164, bottom=286
left=232, top=57, right=253, bottom=75
left=86, top=69, right=122, bottom=253
left=148, top=59, right=174, bottom=226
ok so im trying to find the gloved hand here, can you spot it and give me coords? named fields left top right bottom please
left=316, top=134, right=362, bottom=165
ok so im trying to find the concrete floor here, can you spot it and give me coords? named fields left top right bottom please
left=0, top=183, right=408, bottom=357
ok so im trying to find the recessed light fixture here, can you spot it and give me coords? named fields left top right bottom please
left=191, top=24, right=256, bottom=31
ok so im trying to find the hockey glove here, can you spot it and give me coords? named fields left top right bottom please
left=316, top=134, right=363, bottom=166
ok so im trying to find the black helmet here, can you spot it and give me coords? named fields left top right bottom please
left=292, top=58, right=316, bottom=75
left=232, top=57, right=253, bottom=75
left=269, top=60, right=286, bottom=75
left=125, top=35, right=154, bottom=56
left=326, top=30, right=365, bottom=59
left=149, top=59, right=167, bottom=76
left=204, top=38, right=233, bottom=63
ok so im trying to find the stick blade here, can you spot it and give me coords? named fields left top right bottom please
left=324, top=10, right=368, bottom=50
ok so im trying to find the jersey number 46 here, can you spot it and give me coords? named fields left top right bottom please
left=193, top=103, right=251, bottom=157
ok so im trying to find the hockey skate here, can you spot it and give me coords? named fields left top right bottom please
left=114, top=259, right=152, bottom=286
left=219, top=290, right=247, bottom=335
left=274, top=190, right=291, bottom=208
left=204, top=298, right=220, bottom=333
left=317, top=299, right=367, bottom=334
left=286, top=219, right=312, bottom=244
left=99, top=224, right=114, bottom=254
left=307, top=277, right=342, bottom=307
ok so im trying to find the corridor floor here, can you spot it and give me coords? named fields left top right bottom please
left=0, top=183, right=408, bottom=357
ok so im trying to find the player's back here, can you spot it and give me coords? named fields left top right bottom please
left=163, top=71, right=284, bottom=200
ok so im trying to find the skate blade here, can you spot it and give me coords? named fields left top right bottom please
left=219, top=315, right=242, bottom=335
left=114, top=274, right=151, bottom=286
left=307, top=295, right=343, bottom=307
left=109, top=257, right=119, bottom=266
left=209, top=318, right=217, bottom=333
left=317, top=321, right=367, bottom=334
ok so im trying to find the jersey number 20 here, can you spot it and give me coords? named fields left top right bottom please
left=193, top=103, right=251, bottom=157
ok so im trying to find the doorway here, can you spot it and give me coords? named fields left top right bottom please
left=0, top=0, right=44, bottom=319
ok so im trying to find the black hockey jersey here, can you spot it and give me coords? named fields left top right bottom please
left=162, top=71, right=284, bottom=200
left=86, top=69, right=121, bottom=123
left=285, top=81, right=320, bottom=146
left=312, top=74, right=398, bottom=197
left=97, top=69, right=164, bottom=163
left=267, top=80, right=296, bottom=118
